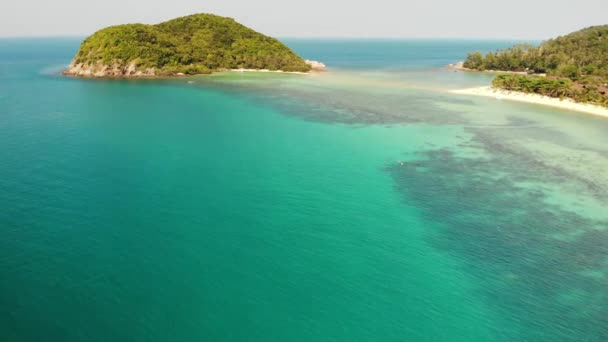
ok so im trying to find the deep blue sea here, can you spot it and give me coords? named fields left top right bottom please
left=1, top=38, right=608, bottom=341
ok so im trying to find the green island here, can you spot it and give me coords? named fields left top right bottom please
left=64, top=13, right=316, bottom=77
left=462, top=25, right=608, bottom=107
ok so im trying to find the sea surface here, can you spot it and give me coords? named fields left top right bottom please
left=1, top=38, right=608, bottom=341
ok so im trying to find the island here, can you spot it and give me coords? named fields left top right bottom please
left=64, top=13, right=325, bottom=78
left=451, top=25, right=608, bottom=116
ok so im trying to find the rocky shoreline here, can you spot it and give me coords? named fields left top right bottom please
left=64, top=60, right=327, bottom=78
left=63, top=61, right=156, bottom=78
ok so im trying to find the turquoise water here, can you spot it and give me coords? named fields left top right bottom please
left=1, top=38, right=608, bottom=341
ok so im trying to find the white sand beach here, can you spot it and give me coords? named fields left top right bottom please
left=447, top=61, right=531, bottom=75
left=227, top=60, right=327, bottom=75
left=227, top=68, right=310, bottom=75
left=450, top=86, right=608, bottom=118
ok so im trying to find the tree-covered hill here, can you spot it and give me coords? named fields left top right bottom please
left=462, top=26, right=608, bottom=106
left=65, top=13, right=312, bottom=77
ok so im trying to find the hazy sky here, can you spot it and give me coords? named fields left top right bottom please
left=1, top=0, right=606, bottom=39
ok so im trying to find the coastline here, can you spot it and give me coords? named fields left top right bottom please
left=449, top=86, right=608, bottom=118
left=447, top=61, right=538, bottom=76
left=450, top=86, right=608, bottom=118
left=63, top=67, right=318, bottom=79
left=63, top=60, right=326, bottom=79
left=224, top=68, right=312, bottom=75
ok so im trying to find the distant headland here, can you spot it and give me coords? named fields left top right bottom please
left=451, top=25, right=608, bottom=114
left=64, top=13, right=326, bottom=78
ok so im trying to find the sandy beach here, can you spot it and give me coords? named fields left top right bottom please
left=448, top=61, right=541, bottom=76
left=226, top=68, right=311, bottom=75
left=227, top=61, right=326, bottom=75
left=450, top=86, right=608, bottom=118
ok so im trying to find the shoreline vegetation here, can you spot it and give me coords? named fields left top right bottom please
left=454, top=25, right=608, bottom=110
left=64, top=13, right=325, bottom=78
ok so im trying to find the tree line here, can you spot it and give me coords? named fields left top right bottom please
left=463, top=25, right=608, bottom=106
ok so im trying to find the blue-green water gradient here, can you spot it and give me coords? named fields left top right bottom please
left=1, top=38, right=607, bottom=341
